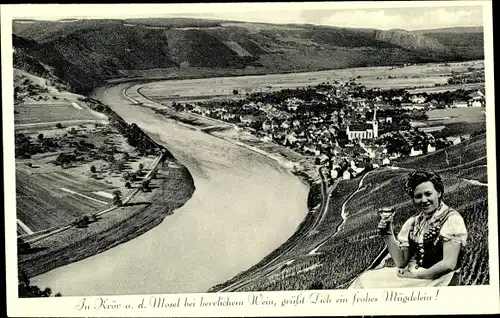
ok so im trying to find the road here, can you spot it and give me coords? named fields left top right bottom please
left=17, top=219, right=34, bottom=235
left=308, top=169, right=376, bottom=255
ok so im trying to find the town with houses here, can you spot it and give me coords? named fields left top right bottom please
left=171, top=79, right=486, bottom=182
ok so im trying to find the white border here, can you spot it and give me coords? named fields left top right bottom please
left=2, top=2, right=498, bottom=317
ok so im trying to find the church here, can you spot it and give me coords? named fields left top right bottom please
left=346, top=106, right=379, bottom=141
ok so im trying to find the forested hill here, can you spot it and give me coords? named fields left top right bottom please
left=12, top=18, right=484, bottom=94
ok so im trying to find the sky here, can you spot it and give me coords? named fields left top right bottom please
left=9, top=3, right=484, bottom=31
left=167, top=6, right=484, bottom=30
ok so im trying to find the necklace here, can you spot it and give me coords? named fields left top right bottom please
left=411, top=203, right=443, bottom=241
left=412, top=216, right=430, bottom=240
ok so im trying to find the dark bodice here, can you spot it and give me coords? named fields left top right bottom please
left=408, top=209, right=464, bottom=269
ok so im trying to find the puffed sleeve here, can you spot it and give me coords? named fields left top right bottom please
left=397, top=217, right=415, bottom=248
left=440, top=213, right=468, bottom=246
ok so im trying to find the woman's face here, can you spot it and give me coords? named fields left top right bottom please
left=413, top=181, right=442, bottom=215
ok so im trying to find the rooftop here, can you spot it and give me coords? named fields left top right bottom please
left=348, top=123, right=372, bottom=131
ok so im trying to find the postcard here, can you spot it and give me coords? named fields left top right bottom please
left=2, top=1, right=499, bottom=316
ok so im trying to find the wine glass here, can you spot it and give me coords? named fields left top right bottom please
left=378, top=207, right=395, bottom=222
left=377, top=207, right=395, bottom=235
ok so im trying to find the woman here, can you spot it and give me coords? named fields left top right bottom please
left=349, top=170, right=468, bottom=288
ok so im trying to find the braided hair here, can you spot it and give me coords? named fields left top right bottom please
left=404, top=170, right=444, bottom=199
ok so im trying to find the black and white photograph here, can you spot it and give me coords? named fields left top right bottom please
left=3, top=1, right=498, bottom=316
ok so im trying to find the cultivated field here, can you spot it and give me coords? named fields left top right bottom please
left=14, top=101, right=99, bottom=125
left=15, top=116, right=156, bottom=234
left=410, top=108, right=486, bottom=139
left=426, top=108, right=486, bottom=124
left=16, top=168, right=114, bottom=232
left=139, top=60, right=483, bottom=105
left=407, top=82, right=485, bottom=93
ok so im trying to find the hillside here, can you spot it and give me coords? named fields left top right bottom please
left=413, top=27, right=484, bottom=60
left=12, top=19, right=484, bottom=94
left=213, top=134, right=489, bottom=291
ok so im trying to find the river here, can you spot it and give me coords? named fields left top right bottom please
left=31, top=82, right=309, bottom=296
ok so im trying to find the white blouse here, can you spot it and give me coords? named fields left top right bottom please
left=397, top=202, right=468, bottom=248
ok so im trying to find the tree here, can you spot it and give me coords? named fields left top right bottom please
left=88, top=214, right=98, bottom=223
left=125, top=181, right=131, bottom=189
left=55, top=123, right=63, bottom=129
left=72, top=215, right=90, bottom=228
left=55, top=153, right=75, bottom=166
left=17, top=237, right=30, bottom=254
left=18, top=270, right=58, bottom=298
left=232, top=89, right=239, bottom=95
left=113, top=190, right=123, bottom=206
left=90, top=165, right=97, bottom=173
left=122, top=152, right=130, bottom=160
left=141, top=179, right=150, bottom=192
left=139, top=163, right=144, bottom=170
left=37, top=133, right=44, bottom=141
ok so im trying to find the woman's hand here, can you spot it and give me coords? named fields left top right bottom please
left=377, top=218, right=393, bottom=236
left=397, top=268, right=420, bottom=279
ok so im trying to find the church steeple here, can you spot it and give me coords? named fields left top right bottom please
left=372, top=104, right=378, bottom=138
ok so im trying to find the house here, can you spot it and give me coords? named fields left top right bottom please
left=280, top=120, right=291, bottom=129
left=452, top=101, right=468, bottom=108
left=427, top=143, right=436, bottom=153
left=284, top=133, right=298, bottom=146
left=363, top=145, right=379, bottom=158
left=318, top=154, right=330, bottom=164
left=332, top=143, right=343, bottom=156
left=446, top=136, right=462, bottom=145
left=260, top=135, right=272, bottom=142
left=385, top=117, right=393, bottom=124
left=353, top=165, right=366, bottom=174
left=285, top=97, right=302, bottom=112
left=469, top=99, right=483, bottom=107
left=330, top=169, right=339, bottom=179
left=410, top=95, right=426, bottom=104
left=343, top=169, right=352, bottom=180
left=410, top=147, right=423, bottom=157
left=193, top=105, right=205, bottom=114
left=388, top=153, right=401, bottom=160
left=382, top=158, right=391, bottom=166
left=240, top=115, right=257, bottom=124
left=401, top=103, right=426, bottom=110
left=303, top=145, right=320, bottom=156
left=222, top=113, right=236, bottom=121
left=468, top=90, right=485, bottom=100
left=262, top=120, right=273, bottom=131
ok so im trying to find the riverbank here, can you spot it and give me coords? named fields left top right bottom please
left=30, top=81, right=309, bottom=295
left=124, top=81, right=328, bottom=293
